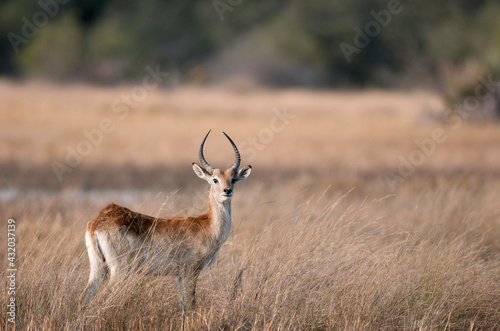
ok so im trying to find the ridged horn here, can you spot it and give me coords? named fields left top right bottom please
left=223, top=132, right=241, bottom=171
left=199, top=130, right=215, bottom=174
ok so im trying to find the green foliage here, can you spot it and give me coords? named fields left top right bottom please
left=1, top=0, right=499, bottom=86
left=16, top=13, right=83, bottom=79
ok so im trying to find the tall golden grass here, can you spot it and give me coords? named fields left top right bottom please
left=1, top=80, right=499, bottom=330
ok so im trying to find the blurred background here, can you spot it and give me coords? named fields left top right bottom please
left=1, top=0, right=500, bottom=192
left=1, top=0, right=500, bottom=99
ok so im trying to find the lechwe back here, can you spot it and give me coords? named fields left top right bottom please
left=85, top=130, right=251, bottom=313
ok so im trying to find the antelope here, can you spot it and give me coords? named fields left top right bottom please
left=85, top=130, right=251, bottom=313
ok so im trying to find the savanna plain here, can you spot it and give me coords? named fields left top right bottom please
left=0, top=80, right=499, bottom=330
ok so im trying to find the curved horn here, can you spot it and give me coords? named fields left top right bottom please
left=223, top=132, right=241, bottom=171
left=199, top=130, right=215, bottom=174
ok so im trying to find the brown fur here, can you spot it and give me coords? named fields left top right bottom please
left=87, top=203, right=213, bottom=239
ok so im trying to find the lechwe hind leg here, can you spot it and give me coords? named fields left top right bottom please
left=85, top=232, right=108, bottom=301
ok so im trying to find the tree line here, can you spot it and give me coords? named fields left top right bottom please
left=1, top=0, right=499, bottom=92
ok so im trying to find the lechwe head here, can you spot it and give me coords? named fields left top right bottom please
left=193, top=130, right=252, bottom=204
left=85, top=130, right=251, bottom=315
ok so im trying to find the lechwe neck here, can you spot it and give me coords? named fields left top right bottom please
left=204, top=194, right=232, bottom=242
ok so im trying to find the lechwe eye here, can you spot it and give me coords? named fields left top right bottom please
left=213, top=178, right=219, bottom=184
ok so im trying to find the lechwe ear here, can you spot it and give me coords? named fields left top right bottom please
left=193, top=162, right=212, bottom=181
left=234, top=165, right=252, bottom=182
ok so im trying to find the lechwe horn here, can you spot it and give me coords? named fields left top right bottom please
left=223, top=131, right=241, bottom=172
left=199, top=130, right=216, bottom=174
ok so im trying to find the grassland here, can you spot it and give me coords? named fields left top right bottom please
left=1, top=79, right=499, bottom=330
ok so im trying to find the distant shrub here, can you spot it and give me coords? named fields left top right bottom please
left=16, top=13, right=82, bottom=79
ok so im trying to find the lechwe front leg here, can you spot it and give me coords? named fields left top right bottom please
left=176, top=265, right=202, bottom=315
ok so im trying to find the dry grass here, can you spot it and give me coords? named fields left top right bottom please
left=0, top=80, right=499, bottom=330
